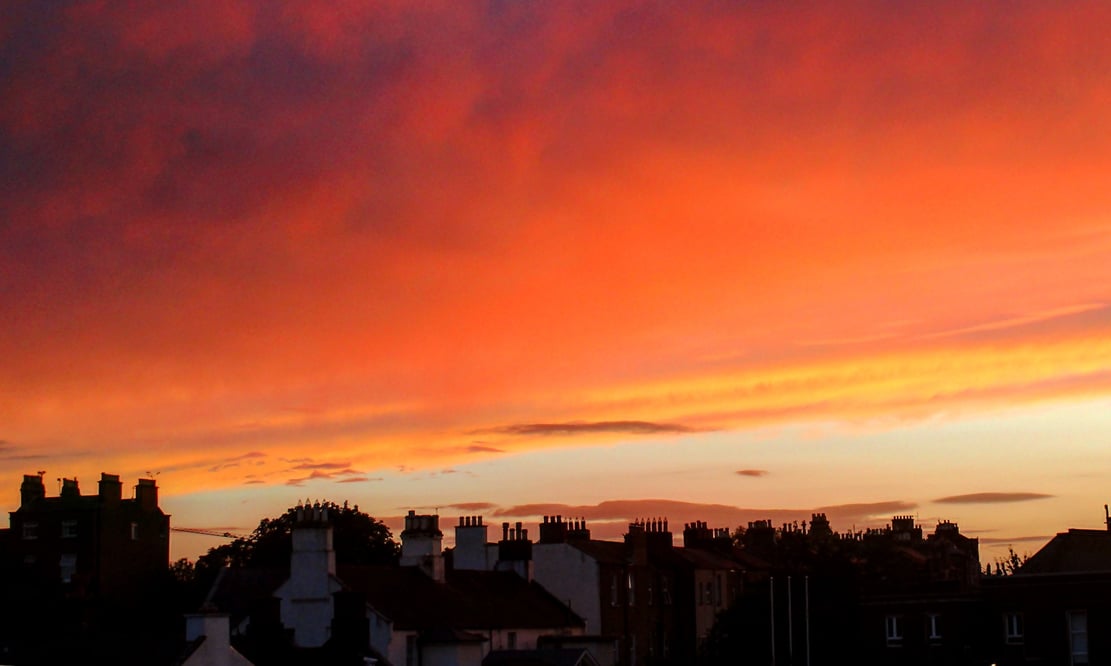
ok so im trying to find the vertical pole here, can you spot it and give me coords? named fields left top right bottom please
left=805, top=575, right=810, bottom=666
left=770, top=577, right=776, bottom=666
left=787, top=576, right=793, bottom=663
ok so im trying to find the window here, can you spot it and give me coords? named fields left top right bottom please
left=405, top=634, right=417, bottom=666
left=927, top=613, right=942, bottom=641
left=627, top=572, right=635, bottom=606
left=648, top=579, right=654, bottom=606
left=1005, top=612, right=1024, bottom=644
left=715, top=574, right=723, bottom=606
left=130, top=522, right=139, bottom=540
left=661, top=575, right=672, bottom=606
left=22, top=522, right=38, bottom=540
left=60, top=554, right=77, bottom=583
left=61, top=520, right=77, bottom=539
left=885, top=615, right=903, bottom=644
left=1068, top=611, right=1088, bottom=665
left=507, top=631, right=517, bottom=650
left=611, top=574, right=619, bottom=606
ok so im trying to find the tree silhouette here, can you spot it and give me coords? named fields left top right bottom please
left=991, top=546, right=1029, bottom=576
left=186, top=501, right=399, bottom=604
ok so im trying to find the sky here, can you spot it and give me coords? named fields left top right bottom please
left=3, top=1, right=1111, bottom=563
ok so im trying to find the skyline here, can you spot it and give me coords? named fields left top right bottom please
left=3, top=1, right=1111, bottom=562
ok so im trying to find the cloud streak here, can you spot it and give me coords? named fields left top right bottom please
left=478, top=421, right=696, bottom=438
left=934, top=492, right=1054, bottom=504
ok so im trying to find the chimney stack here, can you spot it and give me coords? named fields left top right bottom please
left=454, top=515, right=490, bottom=571
left=20, top=473, right=45, bottom=507
left=99, top=473, right=122, bottom=504
left=496, top=519, right=534, bottom=581
left=135, top=478, right=158, bottom=511
left=401, top=510, right=444, bottom=582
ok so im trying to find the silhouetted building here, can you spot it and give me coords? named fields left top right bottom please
left=207, top=507, right=585, bottom=666
left=528, top=515, right=743, bottom=666
left=0, top=472, right=174, bottom=663
left=2, top=472, right=170, bottom=603
left=981, top=521, right=1111, bottom=666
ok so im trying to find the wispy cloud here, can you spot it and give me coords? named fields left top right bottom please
left=736, top=469, right=768, bottom=477
left=465, top=444, right=504, bottom=454
left=922, top=303, right=1107, bottom=340
left=447, top=502, right=497, bottom=511
left=934, top=492, right=1053, bottom=504
left=979, top=535, right=1053, bottom=544
left=291, top=461, right=351, bottom=470
left=816, top=501, right=917, bottom=515
left=478, top=421, right=695, bottom=438
left=285, top=469, right=341, bottom=486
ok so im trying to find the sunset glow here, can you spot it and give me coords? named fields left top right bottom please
left=3, top=1, right=1111, bottom=562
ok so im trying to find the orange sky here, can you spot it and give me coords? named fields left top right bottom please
left=3, top=1, right=1111, bottom=562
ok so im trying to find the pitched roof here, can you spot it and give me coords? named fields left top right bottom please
left=338, top=565, right=584, bottom=632
left=567, top=540, right=628, bottom=565
left=671, top=546, right=741, bottom=570
left=483, top=648, right=600, bottom=666
left=206, top=567, right=288, bottom=625
left=1019, top=529, right=1111, bottom=574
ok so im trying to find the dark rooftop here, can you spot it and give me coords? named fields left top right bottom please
left=338, top=565, right=585, bottom=632
left=1019, top=528, right=1111, bottom=575
left=483, top=648, right=600, bottom=666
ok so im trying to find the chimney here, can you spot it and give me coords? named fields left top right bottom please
left=496, top=519, right=534, bottom=582
left=135, top=478, right=158, bottom=511
left=60, top=477, right=80, bottom=500
left=683, top=521, right=713, bottom=549
left=539, top=515, right=569, bottom=544
left=99, top=473, right=122, bottom=504
left=625, top=520, right=650, bottom=565
left=20, top=473, right=45, bottom=507
left=184, top=611, right=234, bottom=654
left=568, top=517, right=591, bottom=541
left=454, top=515, right=490, bottom=571
left=742, top=519, right=777, bottom=556
left=400, top=510, right=444, bottom=582
left=280, top=502, right=337, bottom=647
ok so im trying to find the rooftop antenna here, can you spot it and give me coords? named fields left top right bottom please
left=1105, top=504, right=1109, bottom=531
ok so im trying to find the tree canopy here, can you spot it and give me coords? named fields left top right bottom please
left=185, top=501, right=400, bottom=605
